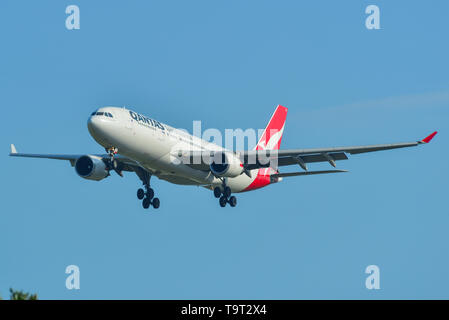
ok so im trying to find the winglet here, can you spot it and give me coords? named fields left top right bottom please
left=420, top=131, right=438, bottom=144
left=10, top=144, right=17, bottom=154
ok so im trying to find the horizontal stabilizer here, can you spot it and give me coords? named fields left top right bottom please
left=272, top=170, right=348, bottom=178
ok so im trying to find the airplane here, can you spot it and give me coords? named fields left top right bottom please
left=9, top=105, right=437, bottom=209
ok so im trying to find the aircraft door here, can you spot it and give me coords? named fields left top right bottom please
left=126, top=115, right=135, bottom=135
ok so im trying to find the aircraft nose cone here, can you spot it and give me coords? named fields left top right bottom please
left=87, top=115, right=109, bottom=138
left=87, top=113, right=116, bottom=147
left=87, top=116, right=99, bottom=135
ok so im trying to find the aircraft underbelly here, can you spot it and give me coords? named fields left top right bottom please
left=158, top=175, right=199, bottom=185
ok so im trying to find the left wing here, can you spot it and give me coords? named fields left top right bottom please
left=178, top=131, right=437, bottom=171
left=272, top=169, right=348, bottom=178
left=242, top=131, right=437, bottom=170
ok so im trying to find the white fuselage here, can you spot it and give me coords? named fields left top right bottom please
left=87, top=107, right=276, bottom=193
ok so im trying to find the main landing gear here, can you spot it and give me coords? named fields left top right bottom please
left=137, top=185, right=160, bottom=209
left=213, top=180, right=237, bottom=208
left=134, top=167, right=160, bottom=210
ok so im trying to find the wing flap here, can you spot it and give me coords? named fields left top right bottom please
left=245, top=152, right=348, bottom=170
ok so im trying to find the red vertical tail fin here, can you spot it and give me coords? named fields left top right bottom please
left=255, top=105, right=288, bottom=151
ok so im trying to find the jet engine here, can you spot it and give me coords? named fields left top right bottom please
left=210, top=152, right=244, bottom=178
left=75, top=155, right=109, bottom=181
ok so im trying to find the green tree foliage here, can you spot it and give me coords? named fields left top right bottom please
left=9, top=288, right=38, bottom=300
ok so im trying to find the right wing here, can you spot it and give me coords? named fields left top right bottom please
left=9, top=144, right=141, bottom=172
left=10, top=144, right=84, bottom=166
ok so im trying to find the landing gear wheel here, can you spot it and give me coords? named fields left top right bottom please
left=224, top=186, right=232, bottom=198
left=112, top=159, right=119, bottom=170
left=229, top=196, right=237, bottom=207
left=147, top=188, right=154, bottom=200
left=135, top=168, right=161, bottom=211
left=215, top=179, right=236, bottom=207
left=142, top=198, right=151, bottom=209
left=137, top=188, right=145, bottom=200
left=152, top=197, right=160, bottom=209
left=213, top=187, right=222, bottom=198
left=219, top=196, right=227, bottom=207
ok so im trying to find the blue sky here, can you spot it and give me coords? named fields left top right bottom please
left=1, top=0, right=448, bottom=299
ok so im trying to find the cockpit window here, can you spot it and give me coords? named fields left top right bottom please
left=91, top=111, right=113, bottom=118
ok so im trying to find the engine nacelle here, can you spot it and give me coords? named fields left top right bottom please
left=210, top=152, right=244, bottom=178
left=75, top=155, right=109, bottom=181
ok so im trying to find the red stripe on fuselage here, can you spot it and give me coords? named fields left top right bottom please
left=242, top=168, right=271, bottom=192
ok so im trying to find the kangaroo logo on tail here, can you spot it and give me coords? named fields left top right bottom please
left=255, top=105, right=288, bottom=151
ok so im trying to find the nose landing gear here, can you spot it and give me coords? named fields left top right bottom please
left=105, top=147, right=123, bottom=177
